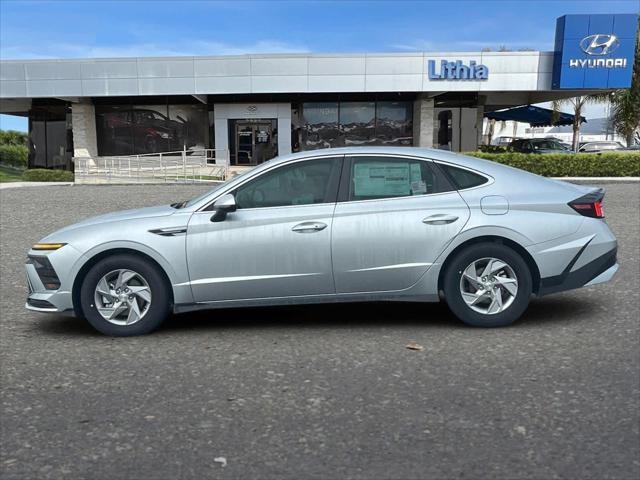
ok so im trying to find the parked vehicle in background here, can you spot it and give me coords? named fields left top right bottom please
left=622, top=144, right=640, bottom=151
left=578, top=141, right=625, bottom=153
left=25, top=147, right=618, bottom=336
left=510, top=138, right=571, bottom=154
left=491, top=136, right=521, bottom=146
left=544, top=136, right=572, bottom=150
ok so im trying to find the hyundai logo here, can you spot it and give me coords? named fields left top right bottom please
left=580, top=34, right=620, bottom=55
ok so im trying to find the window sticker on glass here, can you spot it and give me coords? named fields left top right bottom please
left=354, top=162, right=412, bottom=197
left=409, top=163, right=427, bottom=194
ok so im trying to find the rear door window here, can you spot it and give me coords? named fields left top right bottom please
left=346, top=156, right=450, bottom=201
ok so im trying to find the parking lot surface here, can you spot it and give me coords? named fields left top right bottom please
left=1, top=183, right=639, bottom=480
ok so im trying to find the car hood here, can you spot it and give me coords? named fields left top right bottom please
left=41, top=204, right=177, bottom=240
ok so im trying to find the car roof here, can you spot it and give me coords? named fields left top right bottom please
left=250, top=146, right=539, bottom=181
left=263, top=146, right=478, bottom=167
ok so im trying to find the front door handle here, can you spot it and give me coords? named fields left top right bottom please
left=423, top=214, right=459, bottom=225
left=292, top=221, right=328, bottom=233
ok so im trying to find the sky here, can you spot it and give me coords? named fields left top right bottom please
left=1, top=0, right=638, bottom=131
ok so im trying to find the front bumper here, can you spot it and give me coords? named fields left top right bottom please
left=25, top=246, right=80, bottom=316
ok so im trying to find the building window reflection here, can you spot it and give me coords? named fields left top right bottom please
left=95, top=101, right=208, bottom=156
left=299, top=101, right=413, bottom=151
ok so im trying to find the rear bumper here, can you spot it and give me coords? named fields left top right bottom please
left=538, top=247, right=618, bottom=296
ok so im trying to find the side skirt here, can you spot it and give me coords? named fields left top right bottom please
left=173, top=292, right=440, bottom=314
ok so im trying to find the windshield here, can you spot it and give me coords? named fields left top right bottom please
left=174, top=167, right=259, bottom=209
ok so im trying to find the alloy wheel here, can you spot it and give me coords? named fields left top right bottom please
left=459, top=257, right=519, bottom=315
left=94, top=269, right=152, bottom=325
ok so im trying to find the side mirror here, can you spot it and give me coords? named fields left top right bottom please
left=210, top=193, right=237, bottom=222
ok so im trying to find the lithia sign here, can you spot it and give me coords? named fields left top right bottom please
left=427, top=60, right=489, bottom=80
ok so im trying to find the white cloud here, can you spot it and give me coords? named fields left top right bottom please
left=0, top=39, right=309, bottom=60
left=389, top=38, right=554, bottom=52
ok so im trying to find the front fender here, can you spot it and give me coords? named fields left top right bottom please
left=70, top=239, right=194, bottom=306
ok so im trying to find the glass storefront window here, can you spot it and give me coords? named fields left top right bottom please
left=96, top=102, right=208, bottom=156
left=29, top=117, right=47, bottom=168
left=301, top=102, right=342, bottom=149
left=168, top=104, right=208, bottom=152
left=46, top=120, right=68, bottom=168
left=375, top=102, right=413, bottom=146
left=132, top=105, right=171, bottom=154
left=300, top=101, right=413, bottom=151
left=28, top=103, right=73, bottom=169
left=341, top=102, right=375, bottom=146
left=96, top=106, right=134, bottom=156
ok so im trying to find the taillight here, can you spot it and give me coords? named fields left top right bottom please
left=569, top=190, right=605, bottom=218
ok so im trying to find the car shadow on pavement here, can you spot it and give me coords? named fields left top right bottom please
left=35, top=295, right=597, bottom=337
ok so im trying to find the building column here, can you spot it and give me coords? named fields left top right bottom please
left=71, top=99, right=98, bottom=158
left=413, top=96, right=434, bottom=148
left=476, top=104, right=485, bottom=146
left=276, top=103, right=292, bottom=156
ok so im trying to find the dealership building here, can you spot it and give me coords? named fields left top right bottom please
left=0, top=13, right=637, bottom=173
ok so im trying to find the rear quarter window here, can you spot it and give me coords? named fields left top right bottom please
left=438, top=164, right=488, bottom=190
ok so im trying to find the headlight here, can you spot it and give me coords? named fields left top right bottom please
left=32, top=243, right=66, bottom=251
left=159, top=132, right=170, bottom=139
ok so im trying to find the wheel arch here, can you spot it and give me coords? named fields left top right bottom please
left=72, top=248, right=174, bottom=318
left=437, top=236, right=541, bottom=295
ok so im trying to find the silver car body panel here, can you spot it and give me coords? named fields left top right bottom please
left=25, top=146, right=618, bottom=316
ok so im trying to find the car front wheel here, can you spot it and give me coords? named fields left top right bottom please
left=80, top=254, right=171, bottom=336
left=443, top=243, right=532, bottom=327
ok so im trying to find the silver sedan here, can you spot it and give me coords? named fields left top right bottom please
left=26, top=147, right=618, bottom=336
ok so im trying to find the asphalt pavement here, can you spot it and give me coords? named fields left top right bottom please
left=1, top=183, right=639, bottom=480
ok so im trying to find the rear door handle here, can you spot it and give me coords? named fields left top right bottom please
left=423, top=214, right=459, bottom=225
left=292, top=221, right=328, bottom=233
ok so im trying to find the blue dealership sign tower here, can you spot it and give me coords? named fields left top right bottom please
left=552, top=14, right=638, bottom=89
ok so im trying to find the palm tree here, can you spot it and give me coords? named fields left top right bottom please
left=551, top=94, right=610, bottom=151
left=608, top=19, right=640, bottom=147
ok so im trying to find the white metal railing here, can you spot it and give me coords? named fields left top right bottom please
left=73, top=148, right=229, bottom=184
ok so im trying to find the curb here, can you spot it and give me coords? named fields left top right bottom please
left=552, top=177, right=639, bottom=184
left=0, top=182, right=74, bottom=190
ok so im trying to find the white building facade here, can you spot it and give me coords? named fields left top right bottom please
left=0, top=14, right=636, bottom=170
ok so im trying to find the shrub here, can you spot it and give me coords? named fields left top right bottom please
left=22, top=169, right=74, bottom=182
left=0, top=144, right=28, bottom=168
left=0, top=130, right=28, bottom=146
left=477, top=144, right=507, bottom=153
left=465, top=152, right=640, bottom=177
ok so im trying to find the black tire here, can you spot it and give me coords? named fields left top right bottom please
left=80, top=254, right=171, bottom=336
left=443, top=242, right=532, bottom=328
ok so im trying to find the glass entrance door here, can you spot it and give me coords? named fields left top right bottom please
left=236, top=124, right=254, bottom=165
left=232, top=120, right=277, bottom=165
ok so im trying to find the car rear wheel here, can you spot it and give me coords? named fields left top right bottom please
left=443, top=243, right=532, bottom=327
left=80, top=254, right=171, bottom=336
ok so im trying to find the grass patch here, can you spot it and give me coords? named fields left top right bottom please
left=0, top=165, right=25, bottom=182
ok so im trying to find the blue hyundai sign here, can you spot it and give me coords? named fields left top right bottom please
left=553, top=14, right=638, bottom=89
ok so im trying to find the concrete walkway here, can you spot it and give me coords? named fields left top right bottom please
left=0, top=181, right=74, bottom=190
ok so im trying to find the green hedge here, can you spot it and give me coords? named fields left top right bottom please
left=465, top=152, right=640, bottom=177
left=22, top=169, right=74, bottom=182
left=0, top=144, right=28, bottom=168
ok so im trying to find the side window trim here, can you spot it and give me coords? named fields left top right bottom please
left=232, top=155, right=344, bottom=210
